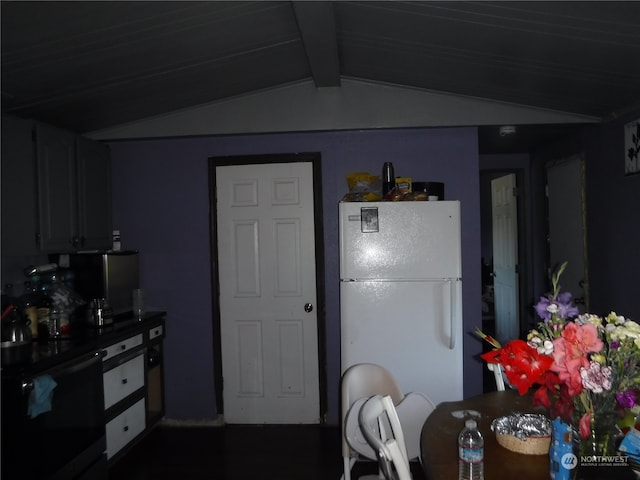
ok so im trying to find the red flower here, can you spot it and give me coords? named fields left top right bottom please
left=579, top=412, right=592, bottom=439
left=533, top=385, right=551, bottom=408
left=481, top=340, right=554, bottom=395
left=532, top=371, right=574, bottom=423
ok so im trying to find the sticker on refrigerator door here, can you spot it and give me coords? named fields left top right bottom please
left=360, top=207, right=379, bottom=233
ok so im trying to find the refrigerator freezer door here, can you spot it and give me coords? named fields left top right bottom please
left=339, top=201, right=461, bottom=280
left=340, top=279, right=463, bottom=405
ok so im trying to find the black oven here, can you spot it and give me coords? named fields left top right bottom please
left=2, top=350, right=107, bottom=480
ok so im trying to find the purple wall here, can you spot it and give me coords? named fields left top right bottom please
left=108, top=127, right=484, bottom=424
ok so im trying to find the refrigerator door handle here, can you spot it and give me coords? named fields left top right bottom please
left=448, top=279, right=456, bottom=350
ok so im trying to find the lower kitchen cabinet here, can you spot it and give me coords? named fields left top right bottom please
left=0, top=313, right=166, bottom=478
left=102, top=333, right=143, bottom=362
left=105, top=398, right=146, bottom=459
left=146, top=323, right=165, bottom=425
left=103, top=350, right=145, bottom=410
left=101, top=315, right=166, bottom=462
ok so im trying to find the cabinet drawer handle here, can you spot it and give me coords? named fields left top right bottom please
left=123, top=425, right=129, bottom=432
left=120, top=345, right=126, bottom=350
left=122, top=378, right=128, bottom=384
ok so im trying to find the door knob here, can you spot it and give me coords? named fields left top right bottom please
left=304, top=303, right=313, bottom=313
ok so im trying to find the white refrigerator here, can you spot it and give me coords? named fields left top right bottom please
left=339, top=201, right=464, bottom=405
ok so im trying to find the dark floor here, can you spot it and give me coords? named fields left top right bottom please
left=108, top=424, right=428, bottom=480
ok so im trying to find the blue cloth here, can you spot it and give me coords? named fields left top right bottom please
left=27, top=374, right=57, bottom=419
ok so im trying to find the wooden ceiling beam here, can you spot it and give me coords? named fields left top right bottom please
left=292, top=1, right=341, bottom=88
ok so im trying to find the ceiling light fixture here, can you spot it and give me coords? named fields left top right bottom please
left=499, top=126, right=517, bottom=137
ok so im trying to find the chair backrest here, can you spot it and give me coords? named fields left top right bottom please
left=487, top=362, right=514, bottom=391
left=358, top=395, right=412, bottom=480
left=487, top=363, right=505, bottom=391
left=341, top=363, right=405, bottom=458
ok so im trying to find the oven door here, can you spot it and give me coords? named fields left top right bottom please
left=2, top=350, right=107, bottom=480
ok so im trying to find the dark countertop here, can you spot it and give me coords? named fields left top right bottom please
left=1, top=311, right=166, bottom=377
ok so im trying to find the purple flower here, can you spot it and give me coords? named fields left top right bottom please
left=556, top=292, right=580, bottom=319
left=533, top=292, right=579, bottom=321
left=617, top=391, right=636, bottom=409
left=534, top=296, right=552, bottom=321
left=611, top=340, right=621, bottom=349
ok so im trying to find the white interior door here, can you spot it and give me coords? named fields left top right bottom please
left=216, top=162, right=320, bottom=424
left=547, top=155, right=588, bottom=311
left=491, top=174, right=519, bottom=343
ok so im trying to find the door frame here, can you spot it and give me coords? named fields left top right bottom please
left=208, top=152, right=327, bottom=421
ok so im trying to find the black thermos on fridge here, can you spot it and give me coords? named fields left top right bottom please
left=382, top=162, right=395, bottom=196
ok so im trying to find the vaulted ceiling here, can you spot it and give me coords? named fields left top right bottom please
left=2, top=1, right=639, bottom=152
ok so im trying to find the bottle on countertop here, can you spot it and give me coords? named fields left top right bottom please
left=36, top=283, right=52, bottom=339
left=49, top=302, right=62, bottom=338
left=458, top=418, right=484, bottom=480
left=47, top=272, right=69, bottom=337
left=382, top=162, right=395, bottom=197
left=20, top=280, right=39, bottom=338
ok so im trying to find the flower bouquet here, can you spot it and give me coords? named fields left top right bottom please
left=477, top=262, right=640, bottom=475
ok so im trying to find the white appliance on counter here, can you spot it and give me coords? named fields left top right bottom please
left=339, top=201, right=464, bottom=405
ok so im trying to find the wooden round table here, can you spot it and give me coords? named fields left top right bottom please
left=420, top=390, right=550, bottom=480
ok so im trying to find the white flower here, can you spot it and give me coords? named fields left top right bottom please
left=580, top=361, right=612, bottom=393
left=609, top=321, right=640, bottom=343
left=606, top=312, right=626, bottom=325
left=576, top=314, right=603, bottom=328
left=528, top=335, right=554, bottom=355
left=624, top=320, right=640, bottom=333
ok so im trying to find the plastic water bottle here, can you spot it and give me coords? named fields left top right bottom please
left=458, top=419, right=484, bottom=480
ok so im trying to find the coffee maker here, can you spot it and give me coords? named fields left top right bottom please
left=66, top=251, right=139, bottom=320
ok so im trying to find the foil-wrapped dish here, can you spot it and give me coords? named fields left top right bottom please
left=491, top=413, right=552, bottom=455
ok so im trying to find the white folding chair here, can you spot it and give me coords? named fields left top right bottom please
left=487, top=363, right=506, bottom=391
left=358, top=395, right=412, bottom=480
left=340, top=364, right=404, bottom=480
left=487, top=362, right=517, bottom=392
left=340, top=364, right=435, bottom=480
